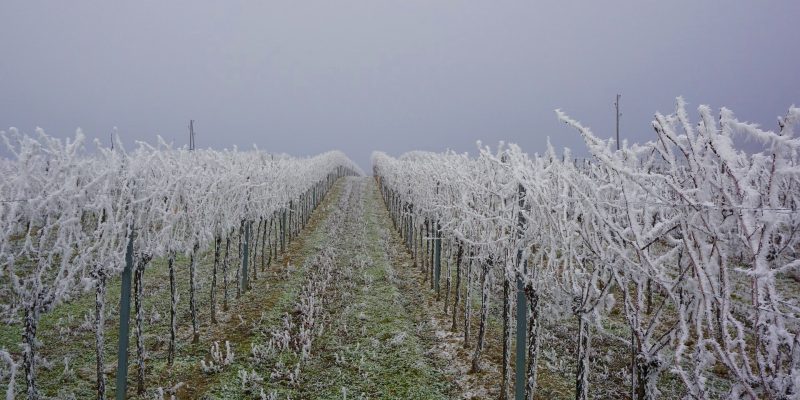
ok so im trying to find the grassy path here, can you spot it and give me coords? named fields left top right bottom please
left=364, top=178, right=506, bottom=399
left=291, top=177, right=455, bottom=399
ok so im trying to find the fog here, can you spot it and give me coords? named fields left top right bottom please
left=1, top=1, right=798, bottom=170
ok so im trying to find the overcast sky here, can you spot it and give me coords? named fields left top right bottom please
left=1, top=1, right=798, bottom=170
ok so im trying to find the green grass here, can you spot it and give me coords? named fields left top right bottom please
left=290, top=179, right=453, bottom=399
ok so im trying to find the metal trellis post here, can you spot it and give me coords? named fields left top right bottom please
left=116, top=224, right=135, bottom=400
left=242, top=220, right=250, bottom=291
left=514, top=184, right=528, bottom=400
left=434, top=221, right=442, bottom=294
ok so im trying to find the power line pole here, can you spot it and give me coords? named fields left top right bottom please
left=189, top=119, right=195, bottom=150
left=615, top=94, right=621, bottom=151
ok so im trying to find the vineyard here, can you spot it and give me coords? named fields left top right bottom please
left=1, top=98, right=799, bottom=399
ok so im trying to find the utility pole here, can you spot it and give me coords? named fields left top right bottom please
left=189, top=119, right=195, bottom=150
left=614, top=94, right=621, bottom=150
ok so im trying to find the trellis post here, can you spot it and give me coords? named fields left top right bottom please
left=515, top=184, right=527, bottom=400
left=434, top=221, right=442, bottom=294
left=242, top=220, right=251, bottom=291
left=115, top=224, right=135, bottom=400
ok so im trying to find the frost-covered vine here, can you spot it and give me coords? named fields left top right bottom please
left=0, top=130, right=360, bottom=399
left=373, top=98, right=800, bottom=399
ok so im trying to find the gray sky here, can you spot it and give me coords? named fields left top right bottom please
left=1, top=1, right=798, bottom=170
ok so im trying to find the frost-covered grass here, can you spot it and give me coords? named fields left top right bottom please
left=292, top=178, right=454, bottom=399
